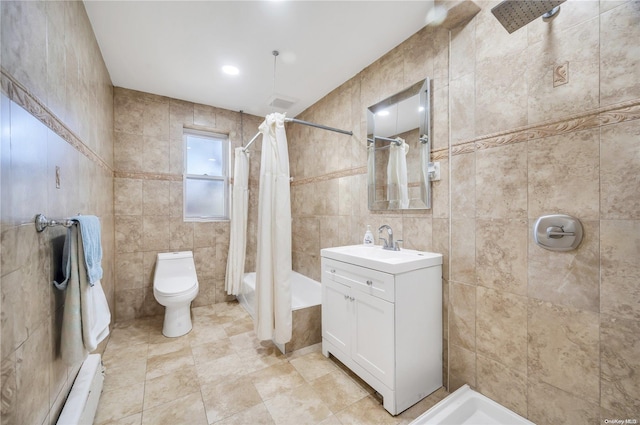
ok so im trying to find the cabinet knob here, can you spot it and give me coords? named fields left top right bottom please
left=366, top=280, right=373, bottom=286
left=349, top=296, right=355, bottom=301
left=331, top=269, right=336, bottom=273
left=344, top=295, right=349, bottom=300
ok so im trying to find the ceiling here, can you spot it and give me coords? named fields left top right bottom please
left=84, top=1, right=435, bottom=119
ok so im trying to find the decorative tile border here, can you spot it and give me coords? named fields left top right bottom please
left=114, top=171, right=182, bottom=181
left=291, top=166, right=367, bottom=187
left=452, top=98, right=640, bottom=156
left=1, top=68, right=113, bottom=174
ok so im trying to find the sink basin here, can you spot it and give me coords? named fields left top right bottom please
left=321, top=245, right=442, bottom=274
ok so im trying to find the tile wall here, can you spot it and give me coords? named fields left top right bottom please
left=287, top=0, right=640, bottom=423
left=112, top=88, right=263, bottom=321
left=1, top=2, right=114, bottom=425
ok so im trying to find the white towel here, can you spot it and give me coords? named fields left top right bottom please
left=59, top=225, right=111, bottom=365
left=78, top=231, right=111, bottom=352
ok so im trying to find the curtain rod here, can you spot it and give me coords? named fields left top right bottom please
left=242, top=118, right=352, bottom=152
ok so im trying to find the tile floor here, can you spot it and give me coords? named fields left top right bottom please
left=94, top=301, right=448, bottom=425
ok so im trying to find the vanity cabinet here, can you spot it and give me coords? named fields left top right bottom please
left=321, top=251, right=443, bottom=415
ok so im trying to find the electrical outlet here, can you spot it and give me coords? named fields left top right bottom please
left=55, top=166, right=61, bottom=189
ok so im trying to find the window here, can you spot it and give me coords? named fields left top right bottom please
left=183, top=129, right=230, bottom=221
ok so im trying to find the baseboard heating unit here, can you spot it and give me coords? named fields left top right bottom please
left=56, top=354, right=105, bottom=425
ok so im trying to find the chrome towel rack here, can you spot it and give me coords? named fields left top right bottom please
left=35, top=214, right=74, bottom=232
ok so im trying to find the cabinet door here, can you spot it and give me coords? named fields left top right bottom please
left=352, top=292, right=395, bottom=389
left=322, top=279, right=351, bottom=354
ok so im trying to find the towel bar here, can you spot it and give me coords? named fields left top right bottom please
left=35, top=214, right=74, bottom=232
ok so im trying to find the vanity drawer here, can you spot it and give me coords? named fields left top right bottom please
left=323, top=258, right=395, bottom=302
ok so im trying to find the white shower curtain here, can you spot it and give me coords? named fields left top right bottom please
left=255, top=112, right=292, bottom=344
left=225, top=147, right=250, bottom=296
left=387, top=137, right=410, bottom=208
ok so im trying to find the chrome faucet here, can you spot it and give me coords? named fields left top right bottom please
left=378, top=225, right=401, bottom=251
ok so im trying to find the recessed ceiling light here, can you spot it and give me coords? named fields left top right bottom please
left=222, top=65, right=239, bottom=76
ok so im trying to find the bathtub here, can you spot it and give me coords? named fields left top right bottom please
left=240, top=271, right=322, bottom=354
left=410, top=384, right=535, bottom=425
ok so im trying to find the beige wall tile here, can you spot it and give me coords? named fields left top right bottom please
left=402, top=216, right=433, bottom=251
left=600, top=314, right=640, bottom=418
left=16, top=324, right=50, bottom=425
left=451, top=153, right=475, bottom=219
left=476, top=143, right=527, bottom=219
left=432, top=218, right=449, bottom=280
left=449, top=282, right=476, bottom=351
left=116, top=251, right=144, bottom=291
left=475, top=48, right=528, bottom=136
left=527, top=378, right=600, bottom=425
left=476, top=218, right=528, bottom=295
left=528, top=129, right=600, bottom=220
left=114, top=132, right=144, bottom=173
left=114, top=178, right=143, bottom=216
left=600, top=1, right=640, bottom=105
left=142, top=136, right=170, bottom=174
left=528, top=299, right=600, bottom=402
left=142, top=216, right=170, bottom=252
left=115, top=216, right=143, bottom=253
left=114, top=93, right=144, bottom=135
left=450, top=74, right=476, bottom=144
left=143, top=99, right=170, bottom=139
left=142, top=180, right=170, bottom=216
left=528, top=0, right=600, bottom=45
left=600, top=119, right=640, bottom=219
left=432, top=85, right=449, bottom=152
left=528, top=220, right=600, bottom=312
left=600, top=220, right=640, bottom=321
left=169, top=218, right=194, bottom=251
left=527, top=17, right=600, bottom=124
left=450, top=19, right=475, bottom=81
left=450, top=218, right=476, bottom=285
left=476, top=354, right=527, bottom=418
left=476, top=286, right=527, bottom=372
left=449, top=344, right=476, bottom=390
left=292, top=217, right=320, bottom=256
left=403, top=26, right=435, bottom=87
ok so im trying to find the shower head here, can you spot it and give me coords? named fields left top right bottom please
left=491, top=0, right=566, bottom=34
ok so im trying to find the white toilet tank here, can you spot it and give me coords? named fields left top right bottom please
left=154, top=251, right=199, bottom=296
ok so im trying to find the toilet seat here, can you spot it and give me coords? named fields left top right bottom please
left=154, top=275, right=197, bottom=297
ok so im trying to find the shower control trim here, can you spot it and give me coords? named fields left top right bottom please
left=533, top=214, right=583, bottom=251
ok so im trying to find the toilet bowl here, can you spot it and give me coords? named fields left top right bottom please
left=153, top=251, right=199, bottom=337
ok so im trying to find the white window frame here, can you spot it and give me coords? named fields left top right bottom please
left=183, top=129, right=230, bottom=221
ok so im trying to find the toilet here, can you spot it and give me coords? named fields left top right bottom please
left=153, top=251, right=199, bottom=337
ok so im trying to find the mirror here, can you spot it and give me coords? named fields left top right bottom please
left=367, top=78, right=431, bottom=210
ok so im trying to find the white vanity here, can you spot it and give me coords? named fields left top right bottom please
left=321, top=245, right=443, bottom=415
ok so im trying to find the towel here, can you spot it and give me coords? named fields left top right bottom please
left=72, top=215, right=103, bottom=286
left=53, top=215, right=103, bottom=289
left=57, top=225, right=111, bottom=365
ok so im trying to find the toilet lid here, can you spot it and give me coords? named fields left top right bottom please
left=154, top=257, right=198, bottom=296
left=155, top=275, right=198, bottom=297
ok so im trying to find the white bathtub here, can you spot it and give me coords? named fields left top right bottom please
left=240, top=271, right=321, bottom=313
left=240, top=271, right=322, bottom=353
left=410, top=385, right=535, bottom=425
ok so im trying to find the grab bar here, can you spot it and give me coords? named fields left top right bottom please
left=35, top=214, right=75, bottom=232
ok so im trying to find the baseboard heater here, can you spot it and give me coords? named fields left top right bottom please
left=56, top=354, right=105, bottom=425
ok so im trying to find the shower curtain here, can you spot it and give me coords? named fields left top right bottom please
left=255, top=112, right=292, bottom=344
left=225, top=147, right=250, bottom=296
left=387, top=137, right=410, bottom=208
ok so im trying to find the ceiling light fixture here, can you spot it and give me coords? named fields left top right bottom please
left=222, top=65, right=239, bottom=75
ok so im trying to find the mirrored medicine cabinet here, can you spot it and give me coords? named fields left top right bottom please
left=367, top=78, right=432, bottom=210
